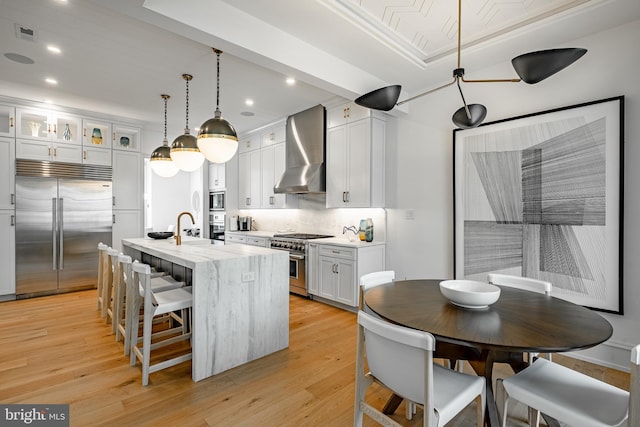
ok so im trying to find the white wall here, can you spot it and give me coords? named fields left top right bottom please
left=142, top=128, right=204, bottom=234
left=385, top=19, right=640, bottom=370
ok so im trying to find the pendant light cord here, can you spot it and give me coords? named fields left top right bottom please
left=164, top=96, right=168, bottom=140
left=161, top=94, right=170, bottom=146
left=216, top=50, right=221, bottom=110
left=185, top=77, right=190, bottom=131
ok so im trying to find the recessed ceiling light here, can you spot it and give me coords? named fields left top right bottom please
left=241, top=111, right=255, bottom=117
left=245, top=99, right=254, bottom=106
left=45, top=78, right=58, bottom=85
left=286, top=78, right=296, bottom=85
left=4, top=52, right=34, bottom=64
left=47, top=45, right=61, bottom=54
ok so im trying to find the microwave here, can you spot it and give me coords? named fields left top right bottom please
left=209, top=191, right=225, bottom=211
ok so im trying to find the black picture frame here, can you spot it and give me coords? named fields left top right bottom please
left=453, top=96, right=624, bottom=314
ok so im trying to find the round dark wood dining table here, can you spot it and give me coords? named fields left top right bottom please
left=363, top=279, right=614, bottom=427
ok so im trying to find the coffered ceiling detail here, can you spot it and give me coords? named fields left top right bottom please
left=319, top=0, right=593, bottom=68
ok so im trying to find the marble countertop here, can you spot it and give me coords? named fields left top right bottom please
left=123, top=237, right=279, bottom=268
left=225, top=231, right=385, bottom=248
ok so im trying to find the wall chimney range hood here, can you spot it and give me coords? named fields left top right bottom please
left=273, top=104, right=326, bottom=194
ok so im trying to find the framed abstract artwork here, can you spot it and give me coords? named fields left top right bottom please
left=453, top=96, right=624, bottom=313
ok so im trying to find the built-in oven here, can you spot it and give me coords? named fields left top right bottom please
left=270, top=233, right=333, bottom=296
left=209, top=212, right=225, bottom=245
left=209, top=191, right=225, bottom=211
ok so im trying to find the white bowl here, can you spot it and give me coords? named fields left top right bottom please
left=439, top=280, right=501, bottom=309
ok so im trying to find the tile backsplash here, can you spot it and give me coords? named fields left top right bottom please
left=237, top=194, right=386, bottom=241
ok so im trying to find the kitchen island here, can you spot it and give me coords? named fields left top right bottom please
left=122, top=237, right=289, bottom=382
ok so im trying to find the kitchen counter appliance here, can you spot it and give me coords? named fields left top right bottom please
left=270, top=233, right=333, bottom=296
left=15, top=159, right=112, bottom=298
left=209, top=211, right=225, bottom=245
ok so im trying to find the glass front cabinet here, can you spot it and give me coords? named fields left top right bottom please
left=16, top=108, right=82, bottom=145
left=0, top=104, right=15, bottom=138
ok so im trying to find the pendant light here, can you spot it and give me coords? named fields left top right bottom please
left=150, top=94, right=180, bottom=178
left=197, top=48, right=238, bottom=164
left=354, top=0, right=587, bottom=128
left=170, top=74, right=205, bottom=171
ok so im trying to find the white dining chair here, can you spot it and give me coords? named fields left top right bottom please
left=487, top=273, right=552, bottom=363
left=354, top=311, right=485, bottom=427
left=498, top=344, right=640, bottom=427
left=359, top=270, right=420, bottom=419
left=359, top=270, right=395, bottom=311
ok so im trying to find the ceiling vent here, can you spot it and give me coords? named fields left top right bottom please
left=15, top=24, right=37, bottom=42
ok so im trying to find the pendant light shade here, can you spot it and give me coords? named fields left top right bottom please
left=452, top=104, right=487, bottom=129
left=150, top=94, right=179, bottom=178
left=512, top=48, right=587, bottom=84
left=197, top=49, right=238, bottom=164
left=171, top=74, right=205, bottom=172
left=354, top=85, right=401, bottom=111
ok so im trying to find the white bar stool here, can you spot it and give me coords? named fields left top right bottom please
left=97, top=242, right=109, bottom=314
left=117, top=255, right=185, bottom=355
left=129, top=262, right=193, bottom=386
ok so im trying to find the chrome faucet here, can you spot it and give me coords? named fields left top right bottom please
left=175, top=211, right=195, bottom=245
left=343, top=225, right=359, bottom=236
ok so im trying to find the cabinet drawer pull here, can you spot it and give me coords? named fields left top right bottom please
left=53, top=147, right=57, bottom=157
left=11, top=215, right=15, bottom=226
left=48, top=147, right=51, bottom=156
left=83, top=150, right=87, bottom=160
left=113, top=132, right=116, bottom=141
left=53, top=124, right=57, bottom=133
left=10, top=117, right=14, bottom=128
left=83, top=128, right=87, bottom=137
left=332, top=250, right=340, bottom=254
left=11, top=194, right=15, bottom=205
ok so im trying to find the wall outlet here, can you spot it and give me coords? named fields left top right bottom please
left=241, top=271, right=255, bottom=282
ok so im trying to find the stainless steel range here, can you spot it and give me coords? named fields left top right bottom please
left=270, top=233, right=333, bottom=296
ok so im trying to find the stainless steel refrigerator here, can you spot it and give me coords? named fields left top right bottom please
left=15, top=160, right=112, bottom=297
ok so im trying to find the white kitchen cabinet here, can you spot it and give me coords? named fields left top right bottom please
left=319, top=254, right=355, bottom=306
left=0, top=104, right=15, bottom=138
left=326, top=102, right=370, bottom=129
left=261, top=142, right=286, bottom=208
left=208, top=162, right=226, bottom=191
left=225, top=232, right=246, bottom=245
left=0, top=210, right=16, bottom=297
left=0, top=137, right=15, bottom=210
left=237, top=132, right=260, bottom=154
left=225, top=232, right=269, bottom=247
left=83, top=146, right=112, bottom=166
left=112, top=210, right=141, bottom=252
left=260, top=121, right=285, bottom=148
left=112, top=150, right=142, bottom=210
left=313, top=243, right=385, bottom=308
left=245, top=236, right=269, bottom=247
left=112, top=123, right=140, bottom=152
left=16, top=108, right=82, bottom=144
left=82, top=118, right=111, bottom=149
left=16, top=138, right=83, bottom=164
left=326, top=115, right=385, bottom=208
left=238, top=149, right=261, bottom=208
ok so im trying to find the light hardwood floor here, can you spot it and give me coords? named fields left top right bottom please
left=0, top=290, right=630, bottom=426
